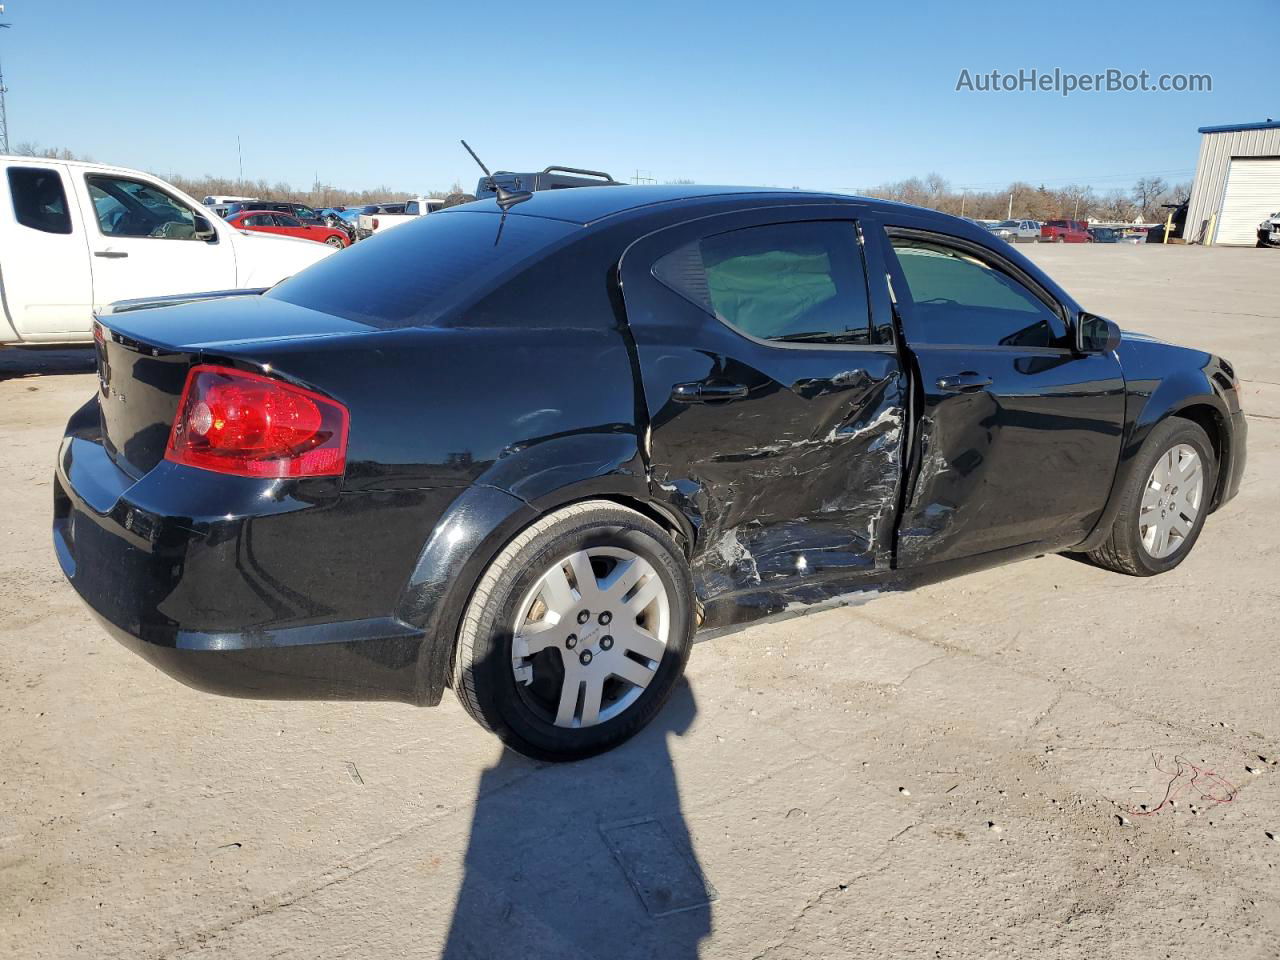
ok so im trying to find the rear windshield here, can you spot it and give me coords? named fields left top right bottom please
left=266, top=210, right=576, bottom=329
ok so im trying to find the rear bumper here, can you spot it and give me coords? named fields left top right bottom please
left=53, top=407, right=440, bottom=705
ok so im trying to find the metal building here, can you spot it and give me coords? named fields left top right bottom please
left=1185, top=119, right=1280, bottom=245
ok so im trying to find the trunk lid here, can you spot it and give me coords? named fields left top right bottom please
left=94, top=294, right=378, bottom=478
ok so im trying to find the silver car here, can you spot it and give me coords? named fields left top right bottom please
left=988, top=219, right=1040, bottom=243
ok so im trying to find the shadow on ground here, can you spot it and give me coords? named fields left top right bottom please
left=0, top=347, right=95, bottom=381
left=442, top=680, right=713, bottom=960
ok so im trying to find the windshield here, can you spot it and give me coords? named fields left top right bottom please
left=267, top=210, right=577, bottom=329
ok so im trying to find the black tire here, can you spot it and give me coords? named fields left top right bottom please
left=1087, top=418, right=1217, bottom=576
left=451, top=500, right=695, bottom=761
left=325, top=236, right=345, bottom=247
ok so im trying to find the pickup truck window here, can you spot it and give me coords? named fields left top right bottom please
left=405, top=201, right=420, bottom=215
left=890, top=236, right=1057, bottom=349
left=9, top=167, right=72, bottom=235
left=654, top=221, right=872, bottom=345
left=86, top=175, right=201, bottom=241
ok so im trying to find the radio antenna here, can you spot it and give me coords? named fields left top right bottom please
left=461, top=140, right=531, bottom=211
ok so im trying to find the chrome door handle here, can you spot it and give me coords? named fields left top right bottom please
left=93, top=250, right=128, bottom=259
left=936, top=372, right=992, bottom=393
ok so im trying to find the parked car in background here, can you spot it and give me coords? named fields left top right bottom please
left=226, top=209, right=349, bottom=247
left=317, top=207, right=357, bottom=243
left=56, top=185, right=1246, bottom=760
left=203, top=194, right=258, bottom=218
left=0, top=156, right=333, bottom=345
left=987, top=219, right=1040, bottom=243
left=474, top=164, right=620, bottom=199
left=1041, top=219, right=1091, bottom=243
left=1256, top=212, right=1280, bottom=247
left=1088, top=227, right=1122, bottom=243
left=356, top=197, right=443, bottom=240
left=224, top=200, right=326, bottom=225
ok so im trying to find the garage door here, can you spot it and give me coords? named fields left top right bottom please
left=1216, top=158, right=1280, bottom=245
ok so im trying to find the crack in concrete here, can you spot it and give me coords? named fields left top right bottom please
left=748, top=823, right=920, bottom=960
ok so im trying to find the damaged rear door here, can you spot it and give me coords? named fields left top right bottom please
left=619, top=205, right=906, bottom=628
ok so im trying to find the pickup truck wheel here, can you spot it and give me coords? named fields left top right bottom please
left=1087, top=419, right=1217, bottom=576
left=451, top=501, right=694, bottom=762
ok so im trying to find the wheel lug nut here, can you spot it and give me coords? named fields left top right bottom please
left=579, top=650, right=593, bottom=665
left=577, top=610, right=590, bottom=624
left=600, top=635, right=613, bottom=651
left=599, top=611, right=612, bottom=625
left=565, top=634, right=577, bottom=649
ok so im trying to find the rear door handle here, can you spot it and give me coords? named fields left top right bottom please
left=671, top=381, right=749, bottom=403
left=93, top=250, right=128, bottom=259
left=936, top=372, right=993, bottom=393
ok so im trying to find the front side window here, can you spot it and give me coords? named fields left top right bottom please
left=9, top=167, right=72, bottom=234
left=890, top=236, right=1060, bottom=348
left=274, top=214, right=302, bottom=228
left=87, top=175, right=200, bottom=240
left=654, top=220, right=872, bottom=344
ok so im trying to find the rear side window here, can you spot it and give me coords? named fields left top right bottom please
left=654, top=220, right=872, bottom=344
left=9, top=167, right=72, bottom=234
left=267, top=210, right=576, bottom=329
left=890, top=236, right=1059, bottom=348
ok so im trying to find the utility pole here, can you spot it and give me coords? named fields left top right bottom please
left=1007, top=192, right=1013, bottom=219
left=0, top=7, right=12, bottom=156
left=237, top=135, right=244, bottom=186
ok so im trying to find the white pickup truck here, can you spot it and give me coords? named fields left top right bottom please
left=356, top=196, right=444, bottom=239
left=0, top=156, right=334, bottom=345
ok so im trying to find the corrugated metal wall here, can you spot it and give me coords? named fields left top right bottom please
left=1186, top=127, right=1280, bottom=243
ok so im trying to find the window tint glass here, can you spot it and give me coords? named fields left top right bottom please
left=87, top=176, right=199, bottom=239
left=268, top=210, right=576, bottom=329
left=891, top=237, right=1058, bottom=348
left=654, top=221, right=871, bottom=344
left=9, top=167, right=72, bottom=234
left=275, top=214, right=301, bottom=227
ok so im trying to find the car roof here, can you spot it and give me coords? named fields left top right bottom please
left=452, top=183, right=868, bottom=226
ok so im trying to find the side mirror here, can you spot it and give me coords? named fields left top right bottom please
left=1078, top=312, right=1121, bottom=353
left=192, top=215, right=217, bottom=242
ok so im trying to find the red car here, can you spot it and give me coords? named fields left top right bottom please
left=226, top=210, right=348, bottom=248
left=1040, top=219, right=1092, bottom=243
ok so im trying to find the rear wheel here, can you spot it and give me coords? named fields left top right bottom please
left=1087, top=418, right=1217, bottom=576
left=451, top=501, right=694, bottom=761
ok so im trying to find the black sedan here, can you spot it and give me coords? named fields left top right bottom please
left=55, top=185, right=1247, bottom=761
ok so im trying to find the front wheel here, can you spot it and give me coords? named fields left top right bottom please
left=451, top=501, right=695, bottom=761
left=325, top=235, right=345, bottom=248
left=1087, top=418, right=1217, bottom=576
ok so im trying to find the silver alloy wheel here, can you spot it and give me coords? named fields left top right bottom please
left=326, top=236, right=344, bottom=247
left=510, top=546, right=671, bottom=728
left=1140, top=443, right=1204, bottom=560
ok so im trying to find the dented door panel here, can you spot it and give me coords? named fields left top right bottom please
left=897, top=348, right=1126, bottom=564
left=619, top=207, right=906, bottom=628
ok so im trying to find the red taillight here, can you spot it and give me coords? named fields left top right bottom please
left=371, top=217, right=379, bottom=230
left=165, top=364, right=349, bottom=478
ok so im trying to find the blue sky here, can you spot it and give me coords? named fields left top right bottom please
left=4, top=0, right=1275, bottom=195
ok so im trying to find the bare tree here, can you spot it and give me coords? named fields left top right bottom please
left=1132, top=176, right=1168, bottom=222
